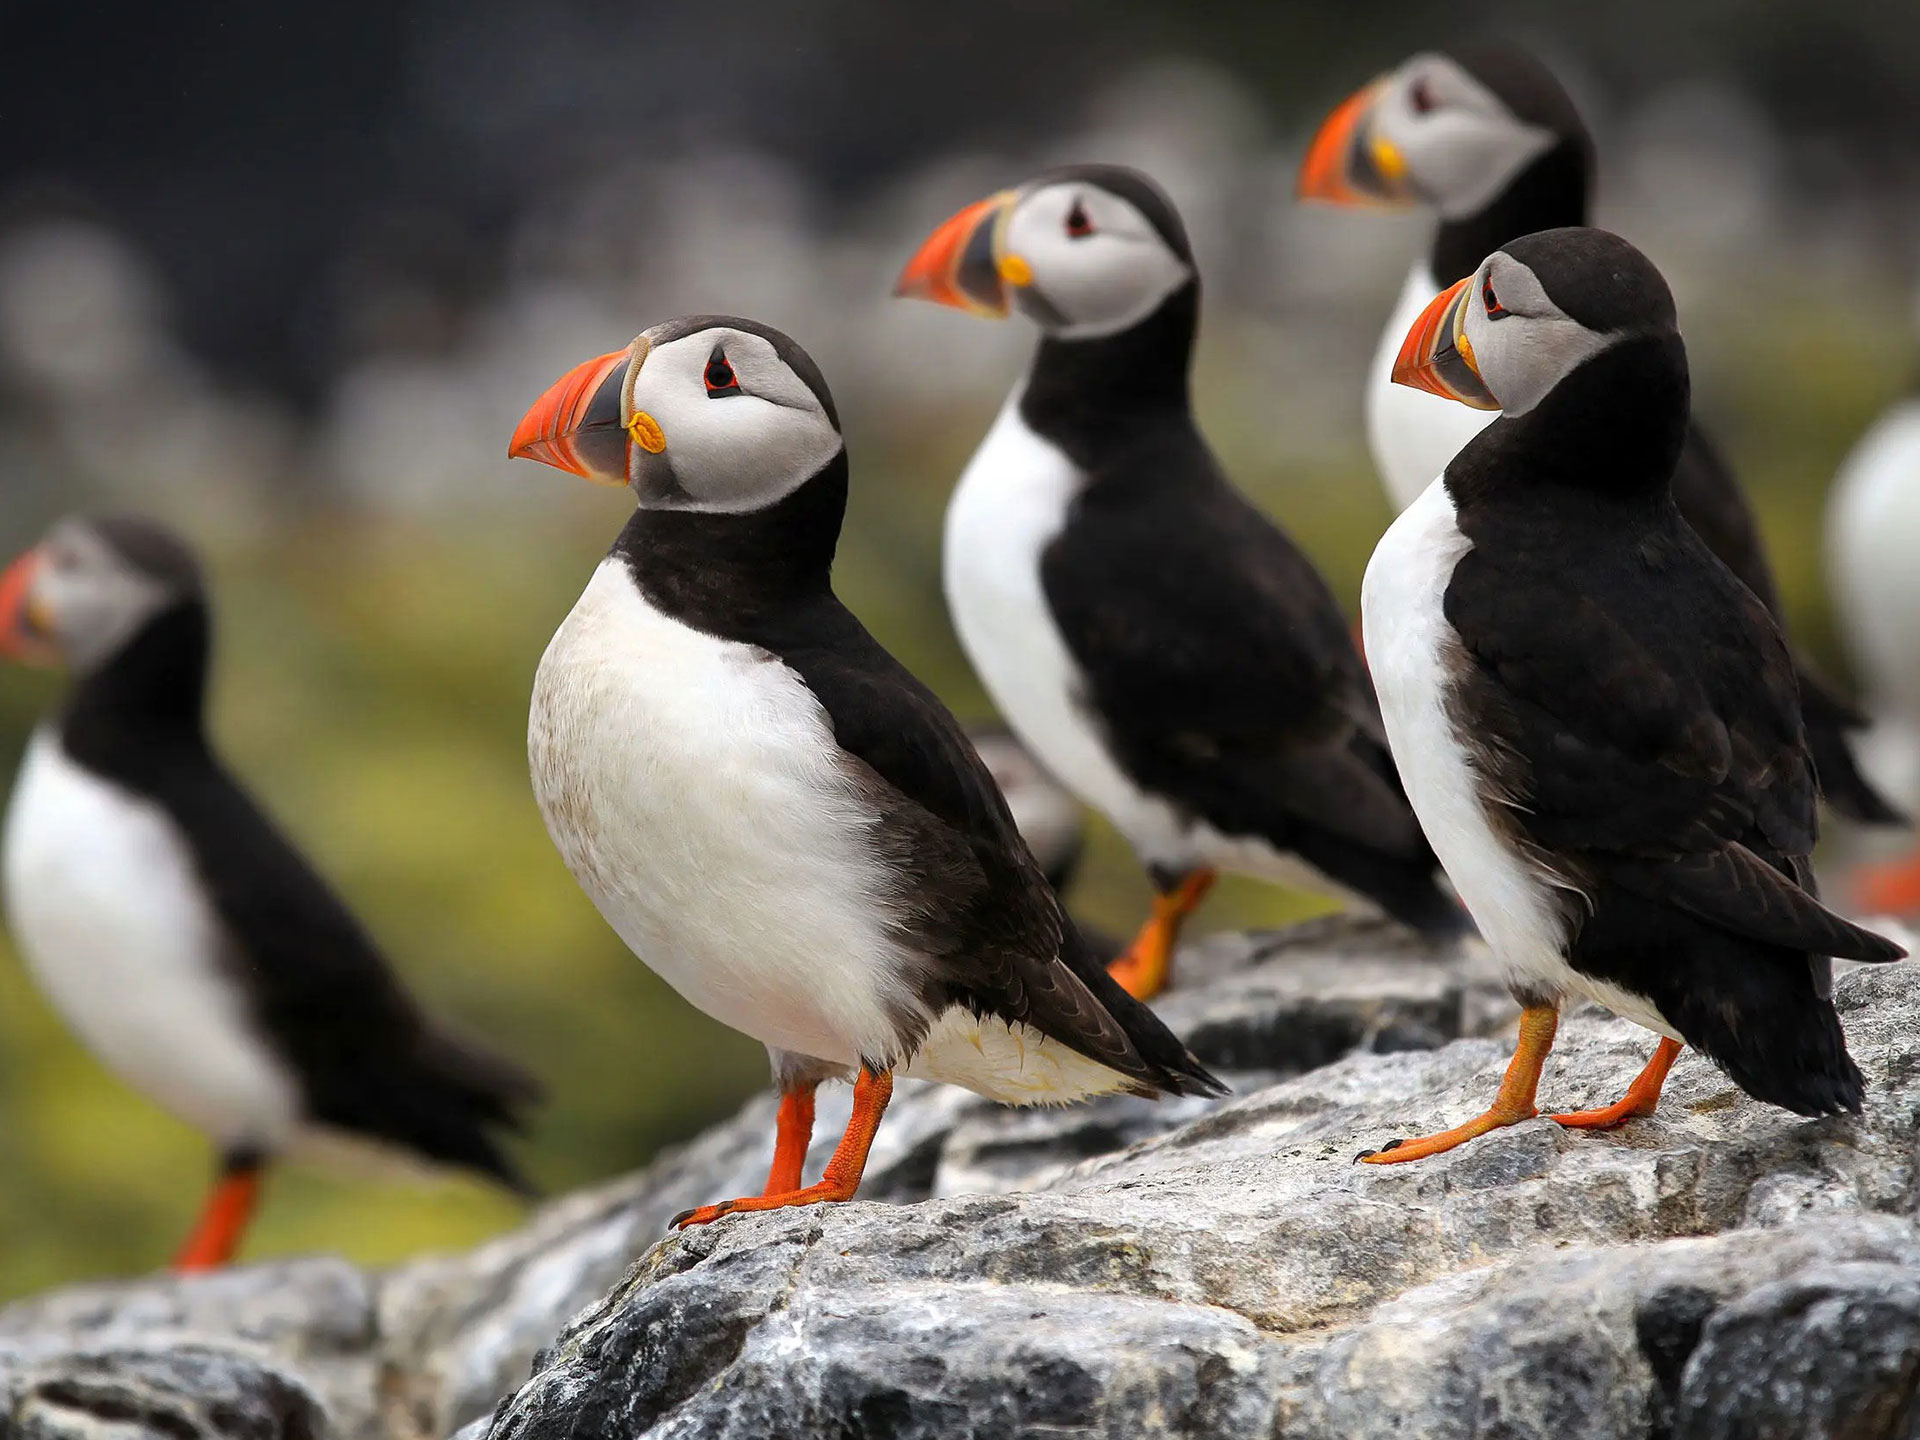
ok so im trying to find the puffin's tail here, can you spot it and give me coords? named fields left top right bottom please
left=388, top=1026, right=546, bottom=1194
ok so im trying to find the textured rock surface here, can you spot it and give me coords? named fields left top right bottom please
left=4, top=918, right=1919, bottom=1439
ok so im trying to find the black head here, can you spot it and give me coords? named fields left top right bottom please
left=897, top=163, right=1196, bottom=339
left=1396, top=226, right=1679, bottom=418
left=0, top=514, right=204, bottom=674
left=511, top=315, right=844, bottom=514
left=1301, top=41, right=1592, bottom=226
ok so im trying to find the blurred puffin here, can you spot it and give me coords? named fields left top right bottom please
left=1360, top=228, right=1902, bottom=1163
left=1828, top=383, right=1920, bottom=910
left=0, top=517, right=539, bottom=1268
left=509, top=316, right=1221, bottom=1227
left=896, top=164, right=1466, bottom=1001
left=1300, top=42, right=1903, bottom=829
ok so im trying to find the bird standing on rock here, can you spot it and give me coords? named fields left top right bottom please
left=510, top=315, right=1222, bottom=1228
left=1359, top=228, right=1903, bottom=1164
left=1299, top=42, right=1903, bottom=830
left=0, top=516, right=540, bottom=1268
left=896, top=164, right=1468, bottom=1002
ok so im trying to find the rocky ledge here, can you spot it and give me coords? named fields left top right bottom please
left=2, top=917, right=1917, bottom=1440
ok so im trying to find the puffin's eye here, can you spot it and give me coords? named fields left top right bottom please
left=1482, top=274, right=1510, bottom=320
left=1409, top=76, right=1435, bottom=114
left=704, top=356, right=741, bottom=395
left=1064, top=199, right=1094, bottom=239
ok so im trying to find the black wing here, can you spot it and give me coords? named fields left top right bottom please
left=146, top=744, right=541, bottom=1183
left=774, top=597, right=1222, bottom=1098
left=1037, top=427, right=1460, bottom=933
left=1443, top=496, right=1897, bottom=965
left=1672, top=424, right=1903, bottom=825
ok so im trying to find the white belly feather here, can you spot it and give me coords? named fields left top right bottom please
left=529, top=560, right=1136, bottom=1105
left=1367, top=264, right=1501, bottom=514
left=3, top=729, right=304, bottom=1150
left=1827, top=400, right=1920, bottom=812
left=943, top=389, right=1327, bottom=887
left=1362, top=481, right=1678, bottom=1038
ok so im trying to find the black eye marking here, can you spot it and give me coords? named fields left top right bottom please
left=1410, top=76, right=1435, bottom=114
left=1482, top=273, right=1510, bottom=320
left=1065, top=198, right=1093, bottom=239
left=704, top=351, right=741, bottom=396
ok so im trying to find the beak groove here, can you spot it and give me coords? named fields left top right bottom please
left=1298, top=78, right=1411, bottom=209
left=1391, top=277, right=1500, bottom=410
left=510, top=348, right=633, bottom=483
left=895, top=191, right=1017, bottom=316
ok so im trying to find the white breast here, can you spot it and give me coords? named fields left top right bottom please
left=530, top=561, right=941, bottom=1070
left=2, top=729, right=303, bottom=1151
left=1361, top=482, right=1677, bottom=1037
left=1828, top=401, right=1920, bottom=784
left=1366, top=263, right=1499, bottom=514
left=943, top=392, right=1214, bottom=871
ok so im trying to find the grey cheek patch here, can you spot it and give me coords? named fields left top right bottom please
left=1015, top=287, right=1071, bottom=330
left=631, top=450, right=695, bottom=507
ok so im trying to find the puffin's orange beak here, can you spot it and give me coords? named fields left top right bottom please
left=895, top=190, right=1019, bottom=316
left=0, top=548, right=54, bottom=664
left=509, top=346, right=634, bottom=484
left=1392, top=276, right=1499, bottom=409
left=1298, top=77, right=1414, bottom=208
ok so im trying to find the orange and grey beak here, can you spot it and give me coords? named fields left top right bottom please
left=895, top=190, right=1021, bottom=317
left=0, top=547, right=54, bottom=664
left=1392, top=276, right=1499, bottom=409
left=1298, top=77, right=1415, bottom=209
left=510, top=339, right=649, bottom=484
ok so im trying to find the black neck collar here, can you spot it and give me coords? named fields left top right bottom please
left=1428, top=139, right=1591, bottom=287
left=1447, top=335, right=1690, bottom=513
left=612, top=451, right=847, bottom=639
left=60, top=601, right=211, bottom=760
left=1018, top=282, right=1197, bottom=469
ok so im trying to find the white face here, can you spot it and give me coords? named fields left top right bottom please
left=1000, top=182, right=1192, bottom=340
left=1371, top=54, right=1559, bottom=219
left=1457, top=251, right=1613, bottom=416
left=625, top=325, right=842, bottom=513
left=29, top=520, right=182, bottom=672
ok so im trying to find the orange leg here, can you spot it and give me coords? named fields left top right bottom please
left=172, top=1161, right=265, bottom=1272
left=674, top=1068, right=894, bottom=1229
left=1550, top=1037, right=1682, bottom=1130
left=1362, top=1005, right=1559, bottom=1164
left=1855, top=849, right=1920, bottom=915
left=1108, top=869, right=1216, bottom=1001
left=763, top=1084, right=818, bottom=1196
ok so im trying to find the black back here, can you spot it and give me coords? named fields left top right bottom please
left=57, top=595, right=540, bottom=1183
left=1022, top=283, right=1464, bottom=936
left=1415, top=47, right=1898, bottom=822
left=610, top=456, right=1222, bottom=1099
left=1439, top=336, right=1900, bottom=1114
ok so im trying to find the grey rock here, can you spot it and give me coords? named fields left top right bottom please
left=0, top=1343, right=325, bottom=1440
left=0, top=920, right=1915, bottom=1440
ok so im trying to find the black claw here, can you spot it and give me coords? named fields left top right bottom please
left=669, top=1207, right=698, bottom=1230
left=1352, top=1149, right=1379, bottom=1164
left=1379, top=1138, right=1405, bottom=1152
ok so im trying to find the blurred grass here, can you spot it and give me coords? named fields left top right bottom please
left=0, top=283, right=1906, bottom=1298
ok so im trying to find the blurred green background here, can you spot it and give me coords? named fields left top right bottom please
left=1, top=0, right=1917, bottom=1296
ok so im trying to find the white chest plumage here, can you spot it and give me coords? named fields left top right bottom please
left=1361, top=483, right=1677, bottom=1037
left=530, top=559, right=1142, bottom=1106
left=2, top=729, right=303, bottom=1150
left=1367, top=263, right=1501, bottom=513
left=942, top=391, right=1201, bottom=869
left=529, top=561, right=921, bottom=1070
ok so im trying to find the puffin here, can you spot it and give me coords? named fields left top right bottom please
left=1828, top=384, right=1920, bottom=910
left=1359, top=226, right=1903, bottom=1163
left=0, top=516, right=540, bottom=1268
left=508, top=315, right=1222, bottom=1227
left=895, top=163, right=1467, bottom=1002
left=1299, top=42, right=1904, bottom=829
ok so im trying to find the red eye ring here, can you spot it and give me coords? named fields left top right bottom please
left=704, top=357, right=740, bottom=394
left=1065, top=198, right=1093, bottom=239
left=1481, top=274, right=1510, bottom=320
